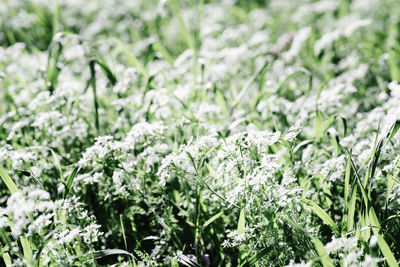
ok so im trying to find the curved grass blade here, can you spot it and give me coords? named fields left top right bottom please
left=113, top=37, right=149, bottom=80
left=170, top=0, right=194, bottom=50
left=177, top=254, right=201, bottom=267
left=301, top=198, right=339, bottom=236
left=51, top=149, right=63, bottom=179
left=0, top=165, right=19, bottom=194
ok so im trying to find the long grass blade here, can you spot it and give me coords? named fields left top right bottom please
left=63, top=165, right=81, bottom=199
left=170, top=0, right=195, bottom=50
left=237, top=208, right=246, bottom=235
left=0, top=165, right=19, bottom=194
left=301, top=198, right=339, bottom=236
left=310, top=236, right=334, bottom=267
left=377, top=235, right=398, bottom=267
left=201, top=211, right=223, bottom=232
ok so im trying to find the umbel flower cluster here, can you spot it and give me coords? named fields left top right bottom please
left=1, top=0, right=400, bottom=266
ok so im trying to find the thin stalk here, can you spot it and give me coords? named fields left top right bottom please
left=89, top=60, right=100, bottom=133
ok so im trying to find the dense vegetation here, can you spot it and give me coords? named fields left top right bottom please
left=1, top=0, right=400, bottom=266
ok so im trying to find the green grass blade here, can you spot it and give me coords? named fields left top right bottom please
left=276, top=68, right=312, bottom=94
left=367, top=207, right=398, bottom=266
left=93, top=59, right=117, bottom=86
left=89, top=60, right=100, bottom=132
left=237, top=208, right=246, bottom=235
left=387, top=120, right=400, bottom=142
left=310, top=236, right=334, bottom=267
left=63, top=165, right=81, bottom=199
left=2, top=252, right=11, bottom=266
left=120, top=214, right=128, bottom=252
left=170, top=0, right=195, bottom=50
left=302, top=198, right=339, bottom=236
left=314, top=111, right=335, bottom=140
left=215, top=90, right=229, bottom=118
left=20, top=236, right=33, bottom=267
left=201, top=211, right=223, bottom=232
left=377, top=235, right=398, bottom=267
left=344, top=154, right=351, bottom=210
left=152, top=41, right=174, bottom=64
left=113, top=38, right=149, bottom=80
left=52, top=0, right=60, bottom=37
left=240, top=246, right=271, bottom=267
left=341, top=154, right=352, bottom=234
left=386, top=159, right=400, bottom=205
left=0, top=165, right=19, bottom=194
left=177, top=254, right=201, bottom=267
left=233, top=59, right=270, bottom=107
left=347, top=187, right=357, bottom=232
left=92, top=249, right=135, bottom=262
left=51, top=149, right=63, bottom=179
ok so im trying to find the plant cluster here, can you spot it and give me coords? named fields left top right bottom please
left=1, top=0, right=400, bottom=266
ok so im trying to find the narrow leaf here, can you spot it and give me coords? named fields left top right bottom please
left=113, top=38, right=149, bottom=80
left=215, top=90, right=229, bottom=118
left=51, top=149, right=63, bottom=179
left=310, top=236, right=334, bottom=267
left=237, top=208, right=246, bottom=235
left=347, top=187, right=357, bottom=231
left=344, top=155, right=352, bottom=210
left=377, top=235, right=398, bottom=267
left=2, top=252, right=11, bottom=266
left=201, top=211, right=223, bottom=232
left=302, top=198, right=339, bottom=236
left=63, top=165, right=81, bottom=199
left=0, top=165, right=19, bottom=194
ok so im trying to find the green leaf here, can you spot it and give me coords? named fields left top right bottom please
left=215, top=90, right=229, bottom=118
left=91, top=249, right=135, bottom=261
left=344, top=155, right=352, bottom=209
left=20, top=236, right=33, bottom=266
left=341, top=154, right=352, bottom=234
left=347, top=187, right=357, bottom=232
left=293, top=140, right=313, bottom=154
left=201, top=211, right=223, bottom=232
left=113, top=38, right=149, bottom=80
left=177, top=254, right=201, bottom=267
left=388, top=49, right=400, bottom=81
left=314, top=111, right=335, bottom=140
left=240, top=246, right=271, bottom=267
left=387, top=120, right=400, bottom=142
left=152, top=41, right=174, bottom=64
left=387, top=159, right=400, bottom=205
left=328, top=131, right=341, bottom=154
left=237, top=208, right=246, bottom=235
left=93, top=59, right=117, bottom=86
left=377, top=235, right=398, bottom=267
left=51, top=149, right=63, bottom=179
left=2, top=252, right=11, bottom=266
left=310, top=236, right=334, bottom=267
left=63, top=165, right=81, bottom=199
left=120, top=214, right=128, bottom=251
left=302, top=198, right=339, bottom=236
left=170, top=0, right=195, bottom=50
left=0, top=165, right=19, bottom=194
left=276, top=68, right=312, bottom=94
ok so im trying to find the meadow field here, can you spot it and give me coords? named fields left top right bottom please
left=1, top=0, right=400, bottom=266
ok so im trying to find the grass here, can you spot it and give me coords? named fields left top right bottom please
left=1, top=0, right=400, bottom=266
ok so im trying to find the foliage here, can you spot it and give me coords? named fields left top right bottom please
left=1, top=0, right=400, bottom=266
